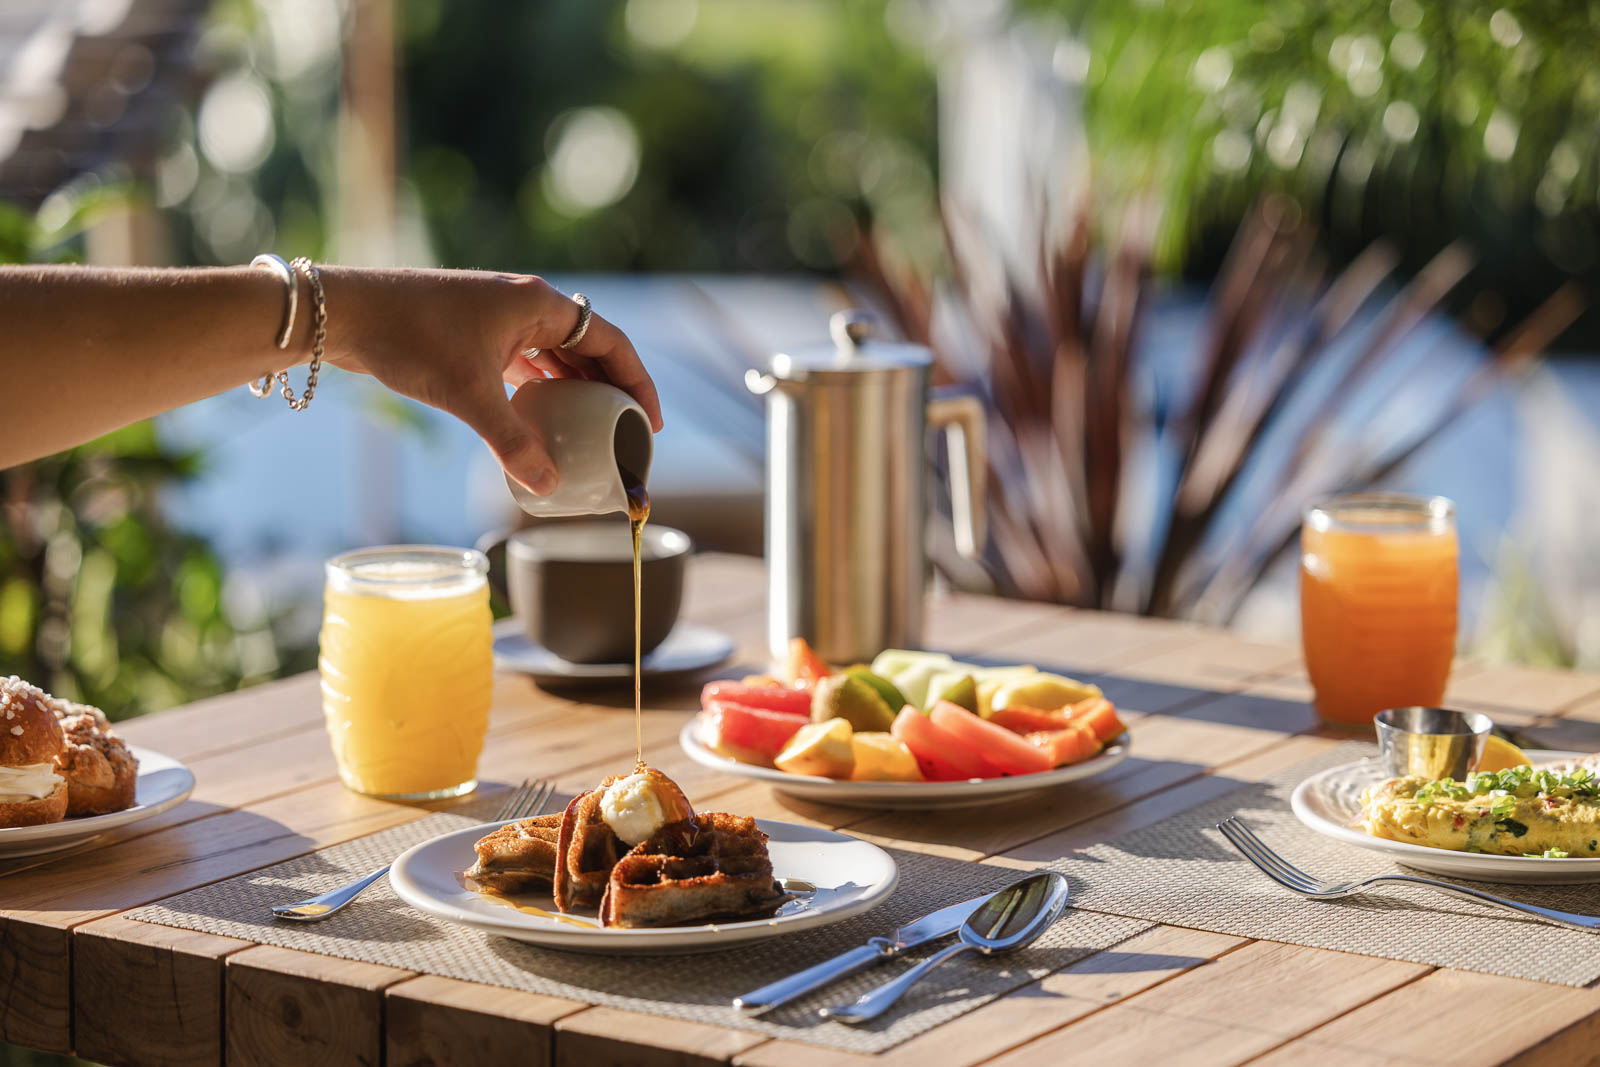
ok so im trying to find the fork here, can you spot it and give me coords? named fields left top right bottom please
left=1216, top=817, right=1600, bottom=935
left=272, top=778, right=556, bottom=922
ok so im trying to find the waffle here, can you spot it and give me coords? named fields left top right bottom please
left=466, top=813, right=563, bottom=894
left=599, top=812, right=788, bottom=928
left=552, top=780, right=628, bottom=910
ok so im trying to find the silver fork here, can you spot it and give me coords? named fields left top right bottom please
left=1216, top=817, right=1600, bottom=934
left=272, top=778, right=557, bottom=922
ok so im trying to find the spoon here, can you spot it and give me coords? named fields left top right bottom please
left=820, top=871, right=1069, bottom=1024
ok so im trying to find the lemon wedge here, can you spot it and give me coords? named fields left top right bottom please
left=1477, top=735, right=1532, bottom=773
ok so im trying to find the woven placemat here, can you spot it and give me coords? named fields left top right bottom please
left=127, top=804, right=1150, bottom=1054
left=1052, top=741, right=1600, bottom=987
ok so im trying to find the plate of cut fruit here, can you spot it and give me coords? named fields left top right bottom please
left=389, top=766, right=899, bottom=953
left=678, top=642, right=1132, bottom=810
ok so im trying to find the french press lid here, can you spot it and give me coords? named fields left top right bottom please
left=746, top=310, right=932, bottom=393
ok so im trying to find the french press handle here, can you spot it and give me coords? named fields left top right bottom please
left=928, top=388, right=986, bottom=560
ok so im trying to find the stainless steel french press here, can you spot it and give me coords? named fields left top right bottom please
left=747, top=310, right=986, bottom=663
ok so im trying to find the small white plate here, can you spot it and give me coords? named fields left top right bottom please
left=1291, top=749, right=1600, bottom=885
left=493, top=621, right=735, bottom=687
left=0, top=746, right=195, bottom=858
left=678, top=719, right=1132, bottom=810
left=389, top=818, right=898, bottom=953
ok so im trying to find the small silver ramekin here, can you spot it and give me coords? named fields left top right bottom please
left=1374, top=706, right=1492, bottom=780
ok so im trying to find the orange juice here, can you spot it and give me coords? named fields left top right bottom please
left=319, top=547, right=493, bottom=798
left=1300, top=495, right=1457, bottom=727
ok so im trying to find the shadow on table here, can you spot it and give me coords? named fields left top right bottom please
left=1513, top=715, right=1600, bottom=753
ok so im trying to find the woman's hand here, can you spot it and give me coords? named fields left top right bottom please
left=322, top=267, right=663, bottom=494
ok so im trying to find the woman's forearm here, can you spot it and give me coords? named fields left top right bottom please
left=0, top=262, right=663, bottom=492
left=0, top=264, right=315, bottom=465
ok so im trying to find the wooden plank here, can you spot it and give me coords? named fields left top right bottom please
left=553, top=1006, right=768, bottom=1067
left=1445, top=660, right=1600, bottom=718
left=923, top=594, right=1076, bottom=654
left=984, top=940, right=1429, bottom=1066
left=0, top=917, right=72, bottom=1053
left=734, top=925, right=1247, bottom=1067
left=115, top=673, right=326, bottom=761
left=226, top=945, right=413, bottom=1067
left=385, top=975, right=589, bottom=1067
left=963, top=610, right=1206, bottom=679
left=1252, top=969, right=1600, bottom=1067
left=73, top=914, right=253, bottom=1067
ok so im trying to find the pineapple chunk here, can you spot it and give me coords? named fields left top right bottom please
left=775, top=718, right=855, bottom=778
left=849, top=731, right=924, bottom=781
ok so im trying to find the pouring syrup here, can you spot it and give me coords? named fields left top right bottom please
left=620, top=464, right=651, bottom=770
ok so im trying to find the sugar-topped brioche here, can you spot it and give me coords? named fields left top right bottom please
left=0, top=677, right=68, bottom=826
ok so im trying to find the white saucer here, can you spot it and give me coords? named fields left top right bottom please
left=1291, top=749, right=1600, bottom=884
left=0, top=746, right=195, bottom=857
left=679, top=719, right=1133, bottom=810
left=389, top=818, right=898, bottom=953
left=493, top=621, right=735, bottom=687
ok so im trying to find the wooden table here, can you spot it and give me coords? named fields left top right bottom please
left=4, top=554, right=1598, bottom=1067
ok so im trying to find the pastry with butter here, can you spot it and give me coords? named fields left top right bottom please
left=0, top=676, right=68, bottom=827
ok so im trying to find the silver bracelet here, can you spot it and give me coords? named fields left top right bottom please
left=273, top=258, right=326, bottom=412
left=249, top=253, right=297, bottom=398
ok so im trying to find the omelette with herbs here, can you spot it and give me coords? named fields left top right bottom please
left=1359, top=765, right=1600, bottom=859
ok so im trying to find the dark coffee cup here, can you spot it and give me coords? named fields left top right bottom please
left=480, top=522, right=691, bottom=664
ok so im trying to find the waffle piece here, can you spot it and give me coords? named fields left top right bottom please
left=553, top=781, right=627, bottom=911
left=599, top=812, right=787, bottom=928
left=466, top=813, right=563, bottom=894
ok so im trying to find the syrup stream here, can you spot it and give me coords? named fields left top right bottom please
left=621, top=465, right=651, bottom=770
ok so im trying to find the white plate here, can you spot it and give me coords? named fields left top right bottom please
left=1291, top=749, right=1600, bottom=885
left=0, top=746, right=195, bottom=858
left=678, top=719, right=1132, bottom=810
left=493, top=621, right=734, bottom=687
left=389, top=818, right=899, bottom=953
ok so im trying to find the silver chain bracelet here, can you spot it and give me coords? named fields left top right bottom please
left=277, top=257, right=325, bottom=411
left=248, top=255, right=327, bottom=411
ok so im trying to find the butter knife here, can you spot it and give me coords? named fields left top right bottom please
left=732, top=892, right=995, bottom=1015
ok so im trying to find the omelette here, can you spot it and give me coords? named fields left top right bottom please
left=1359, top=764, right=1600, bottom=858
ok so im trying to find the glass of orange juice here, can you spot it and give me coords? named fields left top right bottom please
left=319, top=546, right=494, bottom=798
left=1300, top=494, right=1458, bottom=728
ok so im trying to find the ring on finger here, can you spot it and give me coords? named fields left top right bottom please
left=521, top=292, right=593, bottom=359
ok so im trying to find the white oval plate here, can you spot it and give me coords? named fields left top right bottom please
left=1290, top=749, right=1600, bottom=885
left=678, top=719, right=1132, bottom=810
left=389, top=818, right=899, bottom=954
left=0, top=746, right=195, bottom=858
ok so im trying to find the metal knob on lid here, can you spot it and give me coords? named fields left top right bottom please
left=750, top=309, right=987, bottom=663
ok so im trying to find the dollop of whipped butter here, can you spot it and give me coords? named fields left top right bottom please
left=599, top=771, right=685, bottom=845
left=0, top=761, right=62, bottom=802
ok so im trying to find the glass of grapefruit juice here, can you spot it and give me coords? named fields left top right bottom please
left=1300, top=494, right=1457, bottom=728
left=319, top=546, right=494, bottom=798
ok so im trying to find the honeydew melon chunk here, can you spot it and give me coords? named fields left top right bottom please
left=924, top=671, right=979, bottom=712
left=870, top=649, right=957, bottom=709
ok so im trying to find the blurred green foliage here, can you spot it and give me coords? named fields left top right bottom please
left=1030, top=0, right=1598, bottom=332
left=0, top=197, right=287, bottom=719
left=174, top=0, right=938, bottom=274
left=402, top=0, right=935, bottom=272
